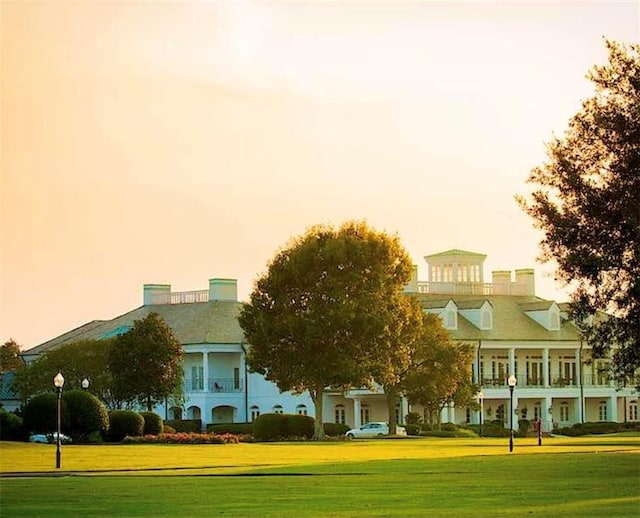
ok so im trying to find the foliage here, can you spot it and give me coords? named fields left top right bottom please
left=240, top=221, right=415, bottom=439
left=553, top=421, right=640, bottom=436
left=404, top=424, right=421, bottom=436
left=0, top=339, right=24, bottom=371
left=122, top=432, right=244, bottom=444
left=252, top=413, right=288, bottom=441
left=108, top=410, right=144, bottom=442
left=140, top=411, right=164, bottom=435
left=164, top=419, right=201, bottom=433
left=402, top=313, right=476, bottom=429
left=22, top=393, right=57, bottom=433
left=0, top=409, right=24, bottom=440
left=323, top=422, right=350, bottom=436
left=405, top=412, right=423, bottom=425
left=518, top=41, right=640, bottom=384
left=285, top=414, right=315, bottom=439
left=61, top=390, right=109, bottom=443
left=12, top=339, right=116, bottom=407
left=108, top=312, right=184, bottom=410
left=206, top=423, right=254, bottom=435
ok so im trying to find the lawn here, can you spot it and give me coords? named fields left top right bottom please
left=1, top=436, right=639, bottom=517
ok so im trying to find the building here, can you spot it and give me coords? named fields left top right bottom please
left=20, top=250, right=638, bottom=431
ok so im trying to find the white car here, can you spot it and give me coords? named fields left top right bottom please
left=345, top=422, right=407, bottom=439
left=29, top=432, right=72, bottom=444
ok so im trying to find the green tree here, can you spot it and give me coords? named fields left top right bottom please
left=108, top=312, right=184, bottom=410
left=12, top=339, right=116, bottom=407
left=518, top=40, right=640, bottom=384
left=239, top=221, right=415, bottom=440
left=1, top=339, right=24, bottom=371
left=402, top=313, right=475, bottom=429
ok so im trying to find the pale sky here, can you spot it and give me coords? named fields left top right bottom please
left=1, top=1, right=638, bottom=350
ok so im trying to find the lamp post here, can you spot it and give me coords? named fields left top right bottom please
left=477, top=391, right=484, bottom=437
left=507, top=374, right=517, bottom=453
left=53, top=372, right=65, bottom=469
left=81, top=378, right=90, bottom=391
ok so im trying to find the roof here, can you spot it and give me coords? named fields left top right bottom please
left=26, top=300, right=244, bottom=355
left=424, top=249, right=487, bottom=259
left=456, top=299, right=491, bottom=310
left=518, top=301, right=556, bottom=311
left=418, top=293, right=580, bottom=341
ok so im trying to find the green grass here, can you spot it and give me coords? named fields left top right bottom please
left=1, top=436, right=639, bottom=517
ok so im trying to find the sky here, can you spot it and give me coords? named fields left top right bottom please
left=1, top=0, right=638, bottom=350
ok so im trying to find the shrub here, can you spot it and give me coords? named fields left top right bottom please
left=62, top=390, right=109, bottom=443
left=122, top=432, right=244, bottom=445
left=206, top=423, right=253, bottom=435
left=553, top=421, right=634, bottom=436
left=441, top=423, right=458, bottom=432
left=109, top=410, right=144, bottom=442
left=253, top=413, right=287, bottom=441
left=163, top=424, right=176, bottom=434
left=0, top=409, right=24, bottom=441
left=285, top=414, right=314, bottom=439
left=22, top=393, right=58, bottom=433
left=323, top=422, right=350, bottom=436
left=404, top=424, right=421, bottom=436
left=164, top=419, right=201, bottom=433
left=140, top=411, right=164, bottom=435
left=518, top=419, right=531, bottom=436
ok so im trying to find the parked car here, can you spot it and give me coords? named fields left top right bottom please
left=345, top=422, right=407, bottom=439
left=29, top=432, right=72, bottom=444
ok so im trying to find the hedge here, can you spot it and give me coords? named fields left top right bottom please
left=62, top=390, right=109, bottom=443
left=0, top=409, right=24, bottom=441
left=252, top=413, right=315, bottom=441
left=22, top=393, right=58, bottom=433
left=109, top=410, right=144, bottom=442
left=323, top=423, right=350, bottom=436
left=164, top=419, right=202, bottom=433
left=553, top=421, right=640, bottom=436
left=140, top=411, right=164, bottom=435
left=206, top=423, right=253, bottom=435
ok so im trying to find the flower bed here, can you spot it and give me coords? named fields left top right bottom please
left=122, top=432, right=251, bottom=444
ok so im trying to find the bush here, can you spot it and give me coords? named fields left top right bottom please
left=123, top=432, right=243, bottom=445
left=404, top=424, right=421, bottom=436
left=206, top=423, right=253, bottom=435
left=518, top=419, right=531, bottom=436
left=62, top=390, right=109, bottom=443
left=253, top=413, right=287, bottom=441
left=323, top=423, right=350, bottom=436
left=164, top=419, right=201, bottom=433
left=163, top=424, right=176, bottom=434
left=285, top=414, right=314, bottom=439
left=109, top=410, right=144, bottom=442
left=140, top=412, right=164, bottom=435
left=405, top=412, right=422, bottom=425
left=0, top=409, right=24, bottom=441
left=22, top=393, right=58, bottom=433
left=553, top=421, right=636, bottom=436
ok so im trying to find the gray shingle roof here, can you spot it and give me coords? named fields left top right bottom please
left=0, top=372, right=20, bottom=400
left=26, top=301, right=244, bottom=354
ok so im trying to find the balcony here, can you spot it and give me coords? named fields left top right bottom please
left=185, top=377, right=244, bottom=393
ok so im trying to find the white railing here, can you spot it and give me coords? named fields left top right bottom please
left=416, top=282, right=530, bottom=296
left=150, top=290, right=209, bottom=305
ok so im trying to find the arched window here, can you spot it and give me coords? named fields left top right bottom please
left=170, top=406, right=183, bottom=420
left=250, top=405, right=260, bottom=422
left=335, top=404, right=345, bottom=424
left=273, top=404, right=284, bottom=414
left=360, top=405, right=370, bottom=425
left=296, top=404, right=308, bottom=416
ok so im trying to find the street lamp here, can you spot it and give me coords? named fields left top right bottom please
left=81, top=378, right=90, bottom=391
left=477, top=391, right=484, bottom=437
left=507, top=374, right=517, bottom=452
left=53, top=371, right=65, bottom=469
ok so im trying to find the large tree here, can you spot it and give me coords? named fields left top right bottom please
left=402, top=313, right=476, bottom=429
left=518, top=40, right=640, bottom=385
left=12, top=339, right=116, bottom=407
left=0, top=339, right=24, bottom=371
left=108, top=312, right=184, bottom=410
left=239, top=221, right=415, bottom=440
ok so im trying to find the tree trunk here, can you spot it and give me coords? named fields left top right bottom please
left=311, top=386, right=325, bottom=440
left=386, top=387, right=398, bottom=434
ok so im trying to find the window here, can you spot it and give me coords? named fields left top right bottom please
left=471, top=265, right=480, bottom=283
left=296, top=404, right=308, bottom=416
left=191, top=366, right=203, bottom=391
left=629, top=401, right=638, bottom=422
left=598, top=401, right=607, bottom=421
left=443, top=264, right=453, bottom=282
left=550, top=310, right=560, bottom=330
left=534, top=404, right=541, bottom=421
left=560, top=402, right=569, bottom=422
left=361, top=405, right=370, bottom=425
left=481, top=307, right=492, bottom=329
left=335, top=404, right=345, bottom=424
left=432, top=265, right=442, bottom=282
left=234, top=367, right=240, bottom=390
left=250, top=405, right=260, bottom=422
left=459, top=266, right=468, bottom=282
left=273, top=404, right=284, bottom=414
left=496, top=404, right=505, bottom=422
left=171, top=407, right=182, bottom=420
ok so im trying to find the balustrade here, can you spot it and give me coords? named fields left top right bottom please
left=184, top=377, right=244, bottom=393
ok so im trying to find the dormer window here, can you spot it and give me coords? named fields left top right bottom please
left=481, top=304, right=493, bottom=329
left=458, top=300, right=492, bottom=330
left=442, top=300, right=458, bottom=330
left=549, top=306, right=560, bottom=331
left=520, top=301, right=561, bottom=331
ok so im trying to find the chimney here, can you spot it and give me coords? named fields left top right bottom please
left=209, top=278, right=238, bottom=301
left=143, top=284, right=171, bottom=305
left=491, top=271, right=511, bottom=295
left=403, top=265, right=419, bottom=293
left=515, top=269, right=535, bottom=296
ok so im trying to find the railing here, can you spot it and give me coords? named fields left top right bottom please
left=184, top=377, right=244, bottom=393
left=416, top=281, right=531, bottom=296
left=480, top=374, right=613, bottom=389
left=151, top=290, right=209, bottom=305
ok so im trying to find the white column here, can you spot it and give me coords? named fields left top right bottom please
left=609, top=395, right=618, bottom=422
left=575, top=349, right=581, bottom=386
left=543, top=348, right=550, bottom=387
left=353, top=398, right=361, bottom=429
left=202, top=351, right=209, bottom=391
left=542, top=396, right=553, bottom=432
left=575, top=396, right=583, bottom=423
left=511, top=393, right=519, bottom=431
left=508, top=348, right=516, bottom=379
